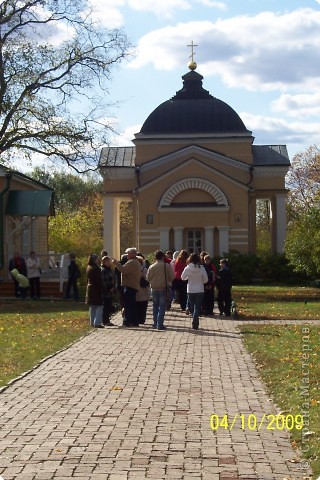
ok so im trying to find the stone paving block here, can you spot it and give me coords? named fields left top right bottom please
left=220, top=473, right=239, bottom=480
left=34, top=472, right=59, bottom=479
left=109, top=475, right=128, bottom=480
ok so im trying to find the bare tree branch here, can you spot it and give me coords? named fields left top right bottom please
left=0, top=0, right=133, bottom=172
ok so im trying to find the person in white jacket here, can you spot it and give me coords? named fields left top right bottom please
left=181, top=253, right=208, bottom=330
left=26, top=251, right=41, bottom=299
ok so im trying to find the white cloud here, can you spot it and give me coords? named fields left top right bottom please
left=128, top=0, right=191, bottom=19
left=197, top=0, right=226, bottom=9
left=86, top=0, right=125, bottom=28
left=12, top=1, right=125, bottom=44
left=98, top=116, right=140, bottom=144
left=130, top=8, right=320, bottom=92
left=38, top=22, right=75, bottom=46
left=241, top=112, right=320, bottom=147
left=16, top=4, right=76, bottom=45
left=11, top=152, right=54, bottom=173
left=96, top=116, right=120, bottom=131
left=85, top=0, right=226, bottom=25
left=112, top=124, right=141, bottom=145
left=271, top=92, right=320, bottom=117
left=130, top=21, right=215, bottom=70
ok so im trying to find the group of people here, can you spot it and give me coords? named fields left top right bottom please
left=8, top=250, right=41, bottom=299
left=7, top=247, right=233, bottom=331
left=85, top=247, right=233, bottom=331
left=170, top=249, right=233, bottom=329
left=8, top=250, right=81, bottom=301
left=85, top=248, right=151, bottom=329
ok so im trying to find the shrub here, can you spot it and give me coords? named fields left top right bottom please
left=214, top=252, right=305, bottom=285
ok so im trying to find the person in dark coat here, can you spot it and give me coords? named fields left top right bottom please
left=202, top=254, right=217, bottom=316
left=216, top=258, right=233, bottom=317
left=101, top=256, right=116, bottom=326
left=85, top=254, right=104, bottom=328
left=9, top=250, right=27, bottom=298
left=65, top=253, right=80, bottom=301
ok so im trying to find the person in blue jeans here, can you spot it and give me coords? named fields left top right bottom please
left=151, top=289, right=167, bottom=330
left=181, top=253, right=208, bottom=330
left=147, top=250, right=174, bottom=330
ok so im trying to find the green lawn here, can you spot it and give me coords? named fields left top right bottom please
left=0, top=299, right=91, bottom=388
left=235, top=285, right=319, bottom=476
left=240, top=324, right=319, bottom=476
left=233, top=285, right=320, bottom=320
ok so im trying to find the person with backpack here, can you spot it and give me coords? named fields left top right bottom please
left=147, top=250, right=174, bottom=330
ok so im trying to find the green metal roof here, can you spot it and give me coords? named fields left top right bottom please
left=5, top=190, right=55, bottom=216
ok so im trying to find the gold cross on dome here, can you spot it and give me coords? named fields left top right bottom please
left=187, top=40, right=198, bottom=62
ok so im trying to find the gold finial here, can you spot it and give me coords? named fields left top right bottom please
left=187, top=40, right=198, bottom=70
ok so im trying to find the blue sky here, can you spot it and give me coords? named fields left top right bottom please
left=88, top=0, right=320, bottom=161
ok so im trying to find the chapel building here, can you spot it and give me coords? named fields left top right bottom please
left=99, top=65, right=290, bottom=259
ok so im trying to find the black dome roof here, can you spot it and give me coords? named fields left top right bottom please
left=140, top=70, right=249, bottom=135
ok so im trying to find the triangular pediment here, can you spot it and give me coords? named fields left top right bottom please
left=138, top=156, right=250, bottom=193
left=139, top=144, right=251, bottom=174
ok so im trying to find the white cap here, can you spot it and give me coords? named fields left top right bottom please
left=125, top=247, right=137, bottom=255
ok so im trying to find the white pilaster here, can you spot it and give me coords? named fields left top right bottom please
left=204, top=226, right=214, bottom=254
left=217, top=226, right=230, bottom=256
left=173, top=227, right=184, bottom=252
left=159, top=227, right=170, bottom=251
left=103, top=197, right=121, bottom=260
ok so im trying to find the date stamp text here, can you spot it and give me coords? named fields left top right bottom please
left=210, top=413, right=303, bottom=431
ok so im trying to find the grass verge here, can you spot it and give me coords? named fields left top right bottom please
left=235, top=286, right=319, bottom=475
left=233, top=285, right=319, bottom=320
left=0, top=299, right=92, bottom=388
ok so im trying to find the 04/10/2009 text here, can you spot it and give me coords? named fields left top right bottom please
left=209, top=413, right=303, bottom=431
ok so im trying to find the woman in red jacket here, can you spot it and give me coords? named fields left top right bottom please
left=174, top=250, right=189, bottom=311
